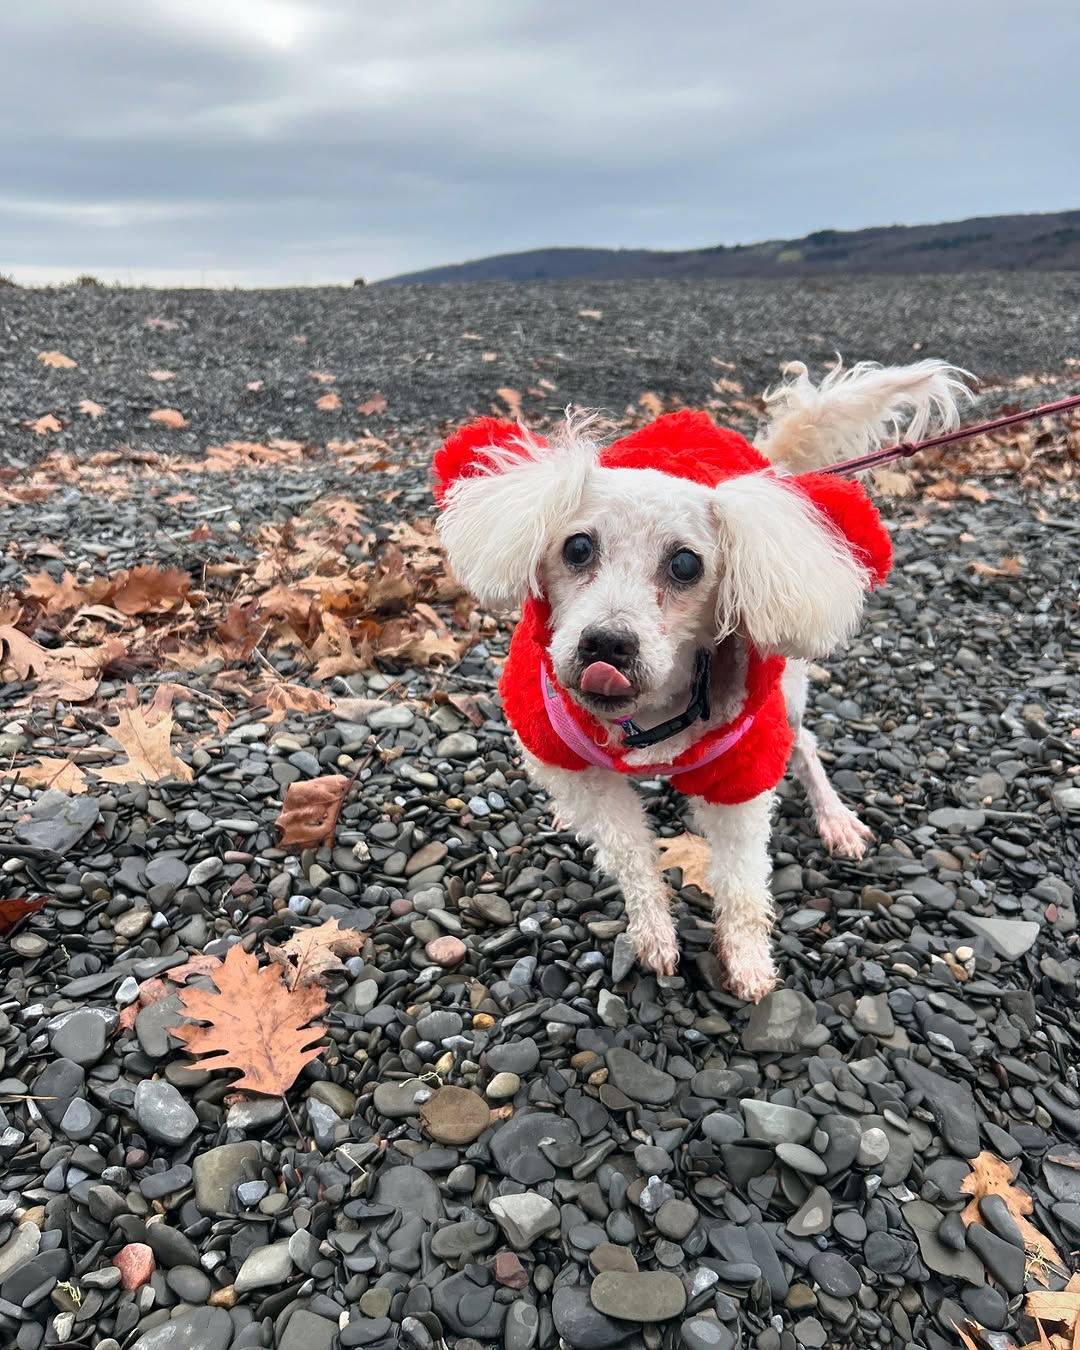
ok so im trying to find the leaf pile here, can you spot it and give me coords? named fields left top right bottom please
left=171, top=944, right=327, bottom=1096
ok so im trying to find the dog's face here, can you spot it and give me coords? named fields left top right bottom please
left=438, top=422, right=874, bottom=722
left=543, top=467, right=719, bottom=716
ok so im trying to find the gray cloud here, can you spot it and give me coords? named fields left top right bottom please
left=1, top=0, right=1075, bottom=285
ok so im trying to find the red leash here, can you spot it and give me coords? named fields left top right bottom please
left=816, top=391, right=1080, bottom=478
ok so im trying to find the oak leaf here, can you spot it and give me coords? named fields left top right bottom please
left=95, top=702, right=194, bottom=784
left=165, top=952, right=224, bottom=985
left=0, top=897, right=47, bottom=935
left=639, top=391, right=664, bottom=418
left=275, top=775, right=351, bottom=848
left=258, top=682, right=334, bottom=724
left=578, top=308, right=603, bottom=320
left=656, top=831, right=712, bottom=892
left=267, top=917, right=365, bottom=989
left=149, top=408, right=188, bottom=428
left=79, top=399, right=106, bottom=417
left=0, top=625, right=52, bottom=679
left=30, top=415, right=63, bottom=435
left=960, top=1151, right=1063, bottom=1285
left=38, top=350, right=77, bottom=369
left=7, top=758, right=89, bottom=793
left=971, top=557, right=1022, bottom=579
left=496, top=387, right=523, bottom=420
left=147, top=369, right=177, bottom=381
left=357, top=392, right=387, bottom=415
left=171, top=943, right=327, bottom=1096
left=309, top=371, right=337, bottom=384
left=109, top=565, right=191, bottom=616
left=316, top=392, right=342, bottom=411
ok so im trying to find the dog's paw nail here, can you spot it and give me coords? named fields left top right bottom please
left=631, top=930, right=680, bottom=977
left=819, top=809, right=873, bottom=859
left=726, top=965, right=779, bottom=1003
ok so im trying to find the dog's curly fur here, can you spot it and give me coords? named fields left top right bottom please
left=436, top=359, right=972, bottom=1001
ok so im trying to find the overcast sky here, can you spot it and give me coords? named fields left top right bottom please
left=1, top=1, right=1075, bottom=287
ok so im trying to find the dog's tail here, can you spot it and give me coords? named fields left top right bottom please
left=754, top=358, right=974, bottom=475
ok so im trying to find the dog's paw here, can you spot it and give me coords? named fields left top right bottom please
left=716, top=931, right=778, bottom=1004
left=629, top=919, right=680, bottom=978
left=818, top=805, right=873, bottom=860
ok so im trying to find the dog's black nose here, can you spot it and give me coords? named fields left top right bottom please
left=578, top=628, right=639, bottom=669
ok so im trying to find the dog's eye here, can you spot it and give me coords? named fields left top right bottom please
left=668, top=549, right=703, bottom=583
left=562, top=533, right=595, bottom=567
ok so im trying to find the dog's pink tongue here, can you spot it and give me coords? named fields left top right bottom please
left=580, top=662, right=632, bottom=697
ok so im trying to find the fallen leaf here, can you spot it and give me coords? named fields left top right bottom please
left=0, top=625, right=52, bottom=679
left=0, top=897, right=47, bottom=935
left=971, top=557, right=1022, bottom=578
left=30, top=414, right=62, bottom=435
left=481, top=352, right=498, bottom=362
left=316, top=392, right=342, bottom=411
left=109, top=565, right=191, bottom=616
left=948, top=1322, right=981, bottom=1350
left=6, top=758, right=89, bottom=793
left=1025, top=1291, right=1080, bottom=1325
left=95, top=700, right=194, bottom=784
left=267, top=917, right=365, bottom=989
left=639, top=391, right=664, bottom=418
left=245, top=379, right=264, bottom=391
left=258, top=682, right=334, bottom=724
left=578, top=308, right=603, bottom=320
left=147, top=369, right=177, bottom=381
left=496, top=387, right=523, bottom=420
left=275, top=775, right=352, bottom=848
left=149, top=408, right=188, bottom=428
left=164, top=952, right=224, bottom=985
left=144, top=316, right=181, bottom=331
left=78, top=399, right=106, bottom=418
left=357, top=392, right=387, bottom=415
left=38, top=350, right=77, bottom=369
left=960, top=1151, right=1063, bottom=1285
left=171, top=944, right=326, bottom=1096
left=309, top=371, right=337, bottom=384
left=656, top=831, right=712, bottom=892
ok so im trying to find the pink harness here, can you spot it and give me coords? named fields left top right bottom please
left=541, top=665, right=755, bottom=781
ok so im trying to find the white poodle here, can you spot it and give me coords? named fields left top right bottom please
left=434, top=360, right=971, bottom=1001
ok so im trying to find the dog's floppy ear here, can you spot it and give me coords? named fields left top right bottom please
left=713, top=472, right=882, bottom=659
left=435, top=416, right=596, bottom=610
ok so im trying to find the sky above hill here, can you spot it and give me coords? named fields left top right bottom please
left=2, top=0, right=1075, bottom=286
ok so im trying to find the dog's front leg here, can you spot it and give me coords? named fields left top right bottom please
left=523, top=752, right=679, bottom=976
left=689, top=791, right=778, bottom=1003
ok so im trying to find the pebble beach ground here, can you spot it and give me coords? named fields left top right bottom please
left=0, top=274, right=1078, bottom=1350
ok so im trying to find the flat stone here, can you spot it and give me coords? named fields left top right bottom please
left=133, top=1080, right=198, bottom=1145
left=193, top=1142, right=261, bottom=1215
left=0, top=1223, right=41, bottom=1283
left=48, top=1009, right=110, bottom=1065
left=604, top=1048, right=676, bottom=1104
left=928, top=808, right=986, bottom=832
left=234, top=1239, right=294, bottom=1293
left=372, top=1165, right=442, bottom=1222
left=489, top=1193, right=561, bottom=1248
left=278, top=1310, right=338, bottom=1350
left=128, top=1307, right=233, bottom=1350
left=680, top=1318, right=736, bottom=1350
left=863, top=1231, right=916, bottom=1275
left=741, top=990, right=820, bottom=1053
left=852, top=993, right=894, bottom=1037
left=419, top=1086, right=491, bottom=1144
left=551, top=1286, right=628, bottom=1349
left=430, top=1218, right=499, bottom=1259
left=655, top=1198, right=699, bottom=1240
left=490, top=1110, right=582, bottom=1183
left=786, top=1187, right=833, bottom=1237
left=505, top=1300, right=540, bottom=1350
left=952, top=913, right=1040, bottom=961
left=967, top=1222, right=1025, bottom=1294
left=775, top=1142, right=828, bottom=1177
left=902, top=1200, right=983, bottom=1285
left=808, top=1252, right=861, bottom=1297
left=373, top=1080, right=423, bottom=1119
left=895, top=1060, right=980, bottom=1158
left=590, top=1270, right=687, bottom=1322
left=741, top=1099, right=816, bottom=1145
left=487, top=1038, right=540, bottom=1075
left=15, top=790, right=99, bottom=852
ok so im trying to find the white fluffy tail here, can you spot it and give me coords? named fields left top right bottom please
left=754, top=358, right=974, bottom=474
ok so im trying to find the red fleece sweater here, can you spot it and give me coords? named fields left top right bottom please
left=434, top=411, right=891, bottom=805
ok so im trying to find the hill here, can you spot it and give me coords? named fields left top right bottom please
left=378, top=210, right=1080, bottom=284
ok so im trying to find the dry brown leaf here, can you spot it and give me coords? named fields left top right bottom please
left=5, top=758, right=90, bottom=793
left=971, top=557, right=1022, bottom=579
left=78, top=399, right=106, bottom=418
left=656, top=831, right=712, bottom=892
left=149, top=408, right=188, bottom=428
left=0, top=897, right=47, bottom=934
left=21, top=570, right=108, bottom=615
left=148, top=369, right=177, bottom=381
left=144, top=316, right=180, bottom=331
left=38, top=350, right=77, bottom=369
left=259, top=682, right=334, bottom=724
left=639, top=391, right=664, bottom=418
left=496, top=387, right=523, bottom=420
left=171, top=944, right=326, bottom=1096
left=110, top=565, right=191, bottom=616
left=481, top=352, right=498, bottom=362
left=357, top=392, right=387, bottom=415
left=95, top=700, right=194, bottom=784
left=578, top=308, right=603, bottom=320
left=1025, top=1291, right=1080, bottom=1325
left=309, top=371, right=337, bottom=384
left=0, top=625, right=52, bottom=679
left=275, top=775, right=351, bottom=848
left=267, top=917, right=365, bottom=989
left=30, top=414, right=62, bottom=435
left=310, top=614, right=372, bottom=681
left=316, top=392, right=342, bottom=411
left=246, top=378, right=264, bottom=392
left=164, top=952, right=224, bottom=985
left=960, top=1152, right=1063, bottom=1285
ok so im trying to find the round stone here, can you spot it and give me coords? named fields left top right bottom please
left=590, top=1270, right=687, bottom=1322
left=809, top=1252, right=861, bottom=1297
left=486, top=1072, right=521, bottom=1100
left=419, top=1086, right=491, bottom=1144
left=425, top=935, right=467, bottom=967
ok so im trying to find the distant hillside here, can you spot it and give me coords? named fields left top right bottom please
left=378, top=210, right=1080, bottom=284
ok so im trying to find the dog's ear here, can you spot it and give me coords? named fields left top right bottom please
left=713, top=472, right=875, bottom=659
left=754, top=358, right=973, bottom=474
left=435, top=417, right=596, bottom=610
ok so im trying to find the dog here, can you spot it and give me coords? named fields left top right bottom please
left=433, top=360, right=971, bottom=1001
